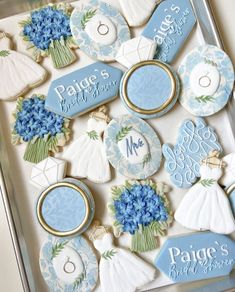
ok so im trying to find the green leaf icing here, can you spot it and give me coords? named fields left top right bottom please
left=116, top=126, right=132, bottom=143
left=195, top=95, right=215, bottom=103
left=73, top=272, right=86, bottom=290
left=0, top=50, right=10, bottom=57
left=101, top=249, right=117, bottom=260
left=199, top=179, right=216, bottom=187
left=81, top=9, right=97, bottom=29
left=142, top=153, right=151, bottom=167
left=51, top=241, right=68, bottom=260
left=87, top=130, right=99, bottom=140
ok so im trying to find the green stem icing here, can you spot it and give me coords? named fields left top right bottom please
left=24, top=137, right=58, bottom=163
left=0, top=50, right=10, bottom=57
left=195, top=95, right=215, bottom=103
left=49, top=40, right=76, bottom=69
left=131, top=225, right=158, bottom=252
left=101, top=249, right=117, bottom=260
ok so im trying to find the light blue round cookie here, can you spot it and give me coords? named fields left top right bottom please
left=178, top=45, right=234, bottom=116
left=70, top=0, right=130, bottom=62
left=39, top=235, right=98, bottom=292
left=104, top=115, right=162, bottom=179
left=119, top=60, right=180, bottom=119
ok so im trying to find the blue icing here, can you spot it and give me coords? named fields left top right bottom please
left=155, top=232, right=235, bottom=283
left=126, top=65, right=172, bottom=110
left=45, top=62, right=123, bottom=118
left=142, top=0, right=196, bottom=63
left=42, top=186, right=86, bottom=232
left=163, top=118, right=222, bottom=188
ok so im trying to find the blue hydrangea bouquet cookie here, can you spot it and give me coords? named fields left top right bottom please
left=108, top=180, right=172, bottom=252
left=11, top=94, right=70, bottom=163
left=19, top=3, right=78, bottom=68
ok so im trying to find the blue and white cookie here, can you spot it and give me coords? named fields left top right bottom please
left=178, top=45, right=234, bottom=116
left=104, top=115, right=162, bottom=179
left=70, top=0, right=130, bottom=62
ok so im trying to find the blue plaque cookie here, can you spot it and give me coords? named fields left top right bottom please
left=39, top=235, right=98, bottom=291
left=104, top=115, right=162, bottom=179
left=120, top=60, right=180, bottom=119
left=142, top=0, right=196, bottom=63
left=45, top=62, right=123, bottom=118
left=163, top=118, right=222, bottom=188
left=70, top=0, right=130, bottom=62
left=155, top=232, right=235, bottom=283
left=178, top=45, right=234, bottom=116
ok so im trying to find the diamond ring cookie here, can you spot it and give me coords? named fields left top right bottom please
left=120, top=60, right=180, bottom=119
left=20, top=3, right=78, bottom=69
left=70, top=0, right=130, bottom=62
left=178, top=45, right=234, bottom=116
left=39, top=235, right=98, bottom=291
left=37, top=178, right=95, bottom=237
left=104, top=115, right=162, bottom=179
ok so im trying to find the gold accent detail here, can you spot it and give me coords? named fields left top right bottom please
left=121, top=60, right=177, bottom=115
left=226, top=183, right=235, bottom=197
left=37, top=182, right=90, bottom=237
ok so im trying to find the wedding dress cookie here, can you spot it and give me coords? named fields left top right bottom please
left=0, top=32, right=46, bottom=101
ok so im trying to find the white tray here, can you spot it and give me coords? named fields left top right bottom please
left=0, top=0, right=235, bottom=291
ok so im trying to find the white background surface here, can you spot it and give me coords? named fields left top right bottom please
left=0, top=0, right=235, bottom=291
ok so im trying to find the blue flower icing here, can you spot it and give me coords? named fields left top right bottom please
left=14, top=96, right=65, bottom=142
left=113, top=184, right=168, bottom=235
left=23, top=6, right=72, bottom=50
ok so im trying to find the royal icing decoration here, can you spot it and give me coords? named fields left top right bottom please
left=163, top=118, right=222, bottom=188
left=119, top=0, right=157, bottom=27
left=11, top=95, right=70, bottom=164
left=63, top=107, right=111, bottom=183
left=20, top=3, right=78, bottom=69
left=220, top=153, right=235, bottom=187
left=104, top=115, right=162, bottom=179
left=142, top=0, right=196, bottom=63
left=178, top=45, right=234, bottom=116
left=155, top=232, right=235, bottom=283
left=30, top=157, right=67, bottom=189
left=115, top=36, right=157, bottom=69
left=45, top=62, right=123, bottom=118
left=0, top=32, right=47, bottom=101
left=39, top=235, right=98, bottom=291
left=88, top=222, right=156, bottom=291
left=108, top=180, right=172, bottom=252
left=120, top=60, right=180, bottom=119
left=70, top=0, right=130, bottom=62
left=37, top=178, right=95, bottom=236
left=175, top=151, right=235, bottom=234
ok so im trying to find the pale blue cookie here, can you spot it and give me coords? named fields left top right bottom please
left=45, top=62, right=123, bottom=118
left=104, top=115, right=162, bottom=179
left=70, top=0, right=130, bottom=62
left=155, top=232, right=235, bottom=283
left=39, top=235, right=98, bottom=291
left=119, top=60, right=180, bottom=119
left=178, top=45, right=234, bottom=116
left=163, top=118, right=222, bottom=188
left=142, top=0, right=196, bottom=63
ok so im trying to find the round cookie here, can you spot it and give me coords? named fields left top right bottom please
left=70, top=0, right=130, bottom=62
left=119, top=60, right=180, bottom=119
left=39, top=235, right=98, bottom=291
left=104, top=115, right=162, bottom=179
left=178, top=45, right=234, bottom=117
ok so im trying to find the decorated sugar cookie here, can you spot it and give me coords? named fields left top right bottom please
left=163, top=118, right=222, bottom=188
left=39, top=235, right=98, bottom=291
left=37, top=178, right=95, bottom=236
left=142, top=0, right=196, bottom=63
left=175, top=151, right=235, bottom=234
left=20, top=3, right=78, bottom=69
left=115, top=36, right=157, bottom=69
left=104, top=115, right=162, bottom=179
left=0, top=32, right=47, bottom=101
left=45, top=62, right=123, bottom=118
left=70, top=0, right=130, bottom=62
left=220, top=153, right=235, bottom=187
left=30, top=157, right=67, bottom=189
left=119, top=60, right=180, bottom=119
left=108, top=180, right=172, bottom=252
left=155, top=232, right=235, bottom=283
left=119, top=0, right=157, bottom=27
left=178, top=45, right=234, bottom=116
left=88, top=221, right=156, bottom=292
left=63, top=107, right=111, bottom=183
left=11, top=95, right=70, bottom=163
